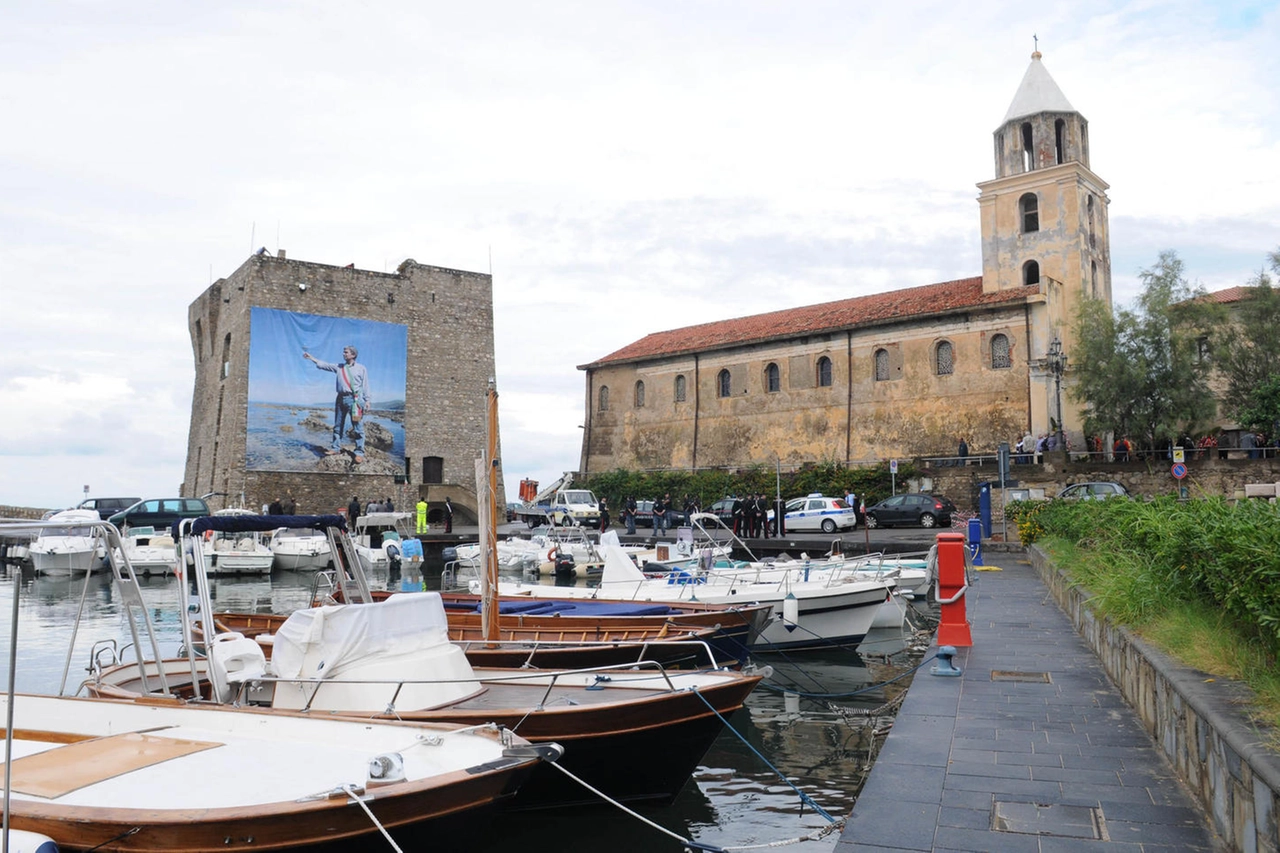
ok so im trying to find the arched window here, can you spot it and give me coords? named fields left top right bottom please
left=598, top=385, right=609, bottom=411
left=935, top=341, right=954, bottom=376
left=990, top=334, right=1011, bottom=369
left=634, top=380, right=645, bottom=408
left=1023, top=260, right=1040, bottom=286
left=717, top=369, right=731, bottom=398
left=1020, top=122, right=1034, bottom=171
left=1054, top=118, right=1066, bottom=164
left=1019, top=193, right=1038, bottom=233
left=674, top=374, right=686, bottom=402
left=816, top=356, right=833, bottom=388
left=874, top=348, right=890, bottom=381
left=765, top=363, right=780, bottom=393
left=1087, top=195, right=1096, bottom=248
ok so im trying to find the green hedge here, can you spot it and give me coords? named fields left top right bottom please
left=1025, top=496, right=1280, bottom=658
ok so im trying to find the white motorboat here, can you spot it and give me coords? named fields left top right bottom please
left=352, top=511, right=416, bottom=570
left=116, top=525, right=178, bottom=575
left=28, top=509, right=108, bottom=576
left=197, top=508, right=275, bottom=575
left=269, top=526, right=333, bottom=571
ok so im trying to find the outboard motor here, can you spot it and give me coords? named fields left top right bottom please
left=553, top=552, right=576, bottom=577
left=385, top=542, right=402, bottom=574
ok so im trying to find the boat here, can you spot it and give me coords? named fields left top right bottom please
left=195, top=508, right=275, bottom=576
left=115, top=525, right=178, bottom=575
left=268, top=524, right=333, bottom=571
left=0, top=516, right=559, bottom=852
left=352, top=511, right=416, bottom=571
left=27, top=509, right=108, bottom=576
left=482, top=528, right=897, bottom=651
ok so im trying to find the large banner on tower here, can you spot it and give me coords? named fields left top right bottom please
left=246, top=307, right=407, bottom=473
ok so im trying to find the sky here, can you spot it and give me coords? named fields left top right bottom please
left=2, top=1, right=1278, bottom=509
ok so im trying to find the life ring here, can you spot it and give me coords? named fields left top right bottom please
left=547, top=548, right=557, bottom=562
left=204, top=530, right=213, bottom=541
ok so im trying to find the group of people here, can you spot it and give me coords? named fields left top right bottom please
left=265, top=494, right=297, bottom=515
left=729, top=494, right=773, bottom=539
left=412, top=497, right=453, bottom=534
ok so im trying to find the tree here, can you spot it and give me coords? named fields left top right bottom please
left=1069, top=250, right=1221, bottom=451
left=1212, top=248, right=1280, bottom=434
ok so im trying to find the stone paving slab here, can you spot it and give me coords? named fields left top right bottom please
left=835, top=554, right=1219, bottom=852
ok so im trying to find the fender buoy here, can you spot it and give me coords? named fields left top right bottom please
left=782, top=592, right=799, bottom=632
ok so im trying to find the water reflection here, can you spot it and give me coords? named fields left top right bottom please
left=0, top=560, right=931, bottom=852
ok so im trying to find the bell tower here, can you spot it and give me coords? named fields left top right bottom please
left=977, top=50, right=1112, bottom=446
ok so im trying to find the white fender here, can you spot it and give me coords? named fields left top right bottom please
left=782, top=592, right=799, bottom=632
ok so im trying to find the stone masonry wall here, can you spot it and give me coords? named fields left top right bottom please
left=183, top=253, right=500, bottom=518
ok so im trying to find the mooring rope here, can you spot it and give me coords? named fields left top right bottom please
left=343, top=784, right=404, bottom=853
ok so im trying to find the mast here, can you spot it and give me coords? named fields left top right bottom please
left=480, top=379, right=501, bottom=643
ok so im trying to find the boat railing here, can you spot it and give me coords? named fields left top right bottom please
left=229, top=658, right=687, bottom=712
left=450, top=636, right=724, bottom=670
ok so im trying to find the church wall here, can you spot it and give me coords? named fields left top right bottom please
left=183, top=253, right=500, bottom=516
left=581, top=307, right=1033, bottom=473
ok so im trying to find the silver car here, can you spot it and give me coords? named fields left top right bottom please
left=1057, top=482, right=1129, bottom=500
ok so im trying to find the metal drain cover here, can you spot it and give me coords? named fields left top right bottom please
left=990, top=670, right=1051, bottom=683
left=992, top=801, right=1104, bottom=839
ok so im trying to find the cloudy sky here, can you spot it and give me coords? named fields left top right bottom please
left=2, top=1, right=1278, bottom=509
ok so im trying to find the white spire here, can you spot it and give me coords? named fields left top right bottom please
left=1002, top=51, right=1076, bottom=124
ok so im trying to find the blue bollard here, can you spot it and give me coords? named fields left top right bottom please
left=967, top=517, right=983, bottom=566
left=931, top=645, right=963, bottom=677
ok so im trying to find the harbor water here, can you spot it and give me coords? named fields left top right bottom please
left=0, top=558, right=933, bottom=852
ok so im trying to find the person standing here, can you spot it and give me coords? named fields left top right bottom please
left=281, top=493, right=296, bottom=515
left=756, top=494, right=772, bottom=538
left=443, top=497, right=454, bottom=533
left=268, top=498, right=283, bottom=515
left=957, top=437, right=969, bottom=466
left=348, top=496, right=361, bottom=522
left=599, top=498, right=610, bottom=532
left=624, top=495, right=637, bottom=535
left=731, top=495, right=744, bottom=537
left=415, top=498, right=428, bottom=534
left=651, top=495, right=666, bottom=537
left=304, top=345, right=371, bottom=464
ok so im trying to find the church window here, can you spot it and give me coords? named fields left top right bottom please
left=1054, top=119, right=1066, bottom=164
left=674, top=374, right=686, bottom=402
left=1023, top=260, right=1040, bottom=286
left=935, top=341, right=954, bottom=376
left=598, top=385, right=609, bottom=411
left=990, top=334, right=1011, bottom=369
left=816, top=356, right=833, bottom=388
left=634, top=380, right=645, bottom=408
left=1087, top=195, right=1096, bottom=249
left=874, top=348, right=890, bottom=381
left=1020, top=122, right=1034, bottom=171
left=765, top=363, right=780, bottom=393
left=1020, top=193, right=1038, bottom=233
left=717, top=369, right=731, bottom=398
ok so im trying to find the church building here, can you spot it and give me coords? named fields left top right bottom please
left=577, top=52, right=1111, bottom=474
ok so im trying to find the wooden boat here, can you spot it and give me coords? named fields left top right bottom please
left=0, top=692, right=552, bottom=852
left=203, top=607, right=746, bottom=670
left=89, top=591, right=764, bottom=809
left=0, top=516, right=557, bottom=853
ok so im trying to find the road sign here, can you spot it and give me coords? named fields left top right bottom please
left=1171, top=462, right=1187, bottom=479
left=890, top=459, right=898, bottom=474
left=1173, top=447, right=1185, bottom=463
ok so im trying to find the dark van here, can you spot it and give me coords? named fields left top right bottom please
left=76, top=497, right=141, bottom=520
left=108, top=497, right=210, bottom=532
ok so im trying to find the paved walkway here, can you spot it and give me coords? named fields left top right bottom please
left=837, top=553, right=1219, bottom=852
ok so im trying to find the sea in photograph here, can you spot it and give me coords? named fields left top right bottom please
left=0, top=557, right=933, bottom=852
left=245, top=401, right=406, bottom=471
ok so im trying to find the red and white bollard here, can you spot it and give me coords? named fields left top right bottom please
left=934, top=531, right=973, bottom=647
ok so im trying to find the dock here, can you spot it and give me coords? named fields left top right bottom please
left=837, top=551, right=1218, bottom=851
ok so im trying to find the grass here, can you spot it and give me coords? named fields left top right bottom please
left=1041, top=532, right=1280, bottom=745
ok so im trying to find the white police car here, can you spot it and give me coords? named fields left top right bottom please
left=772, top=494, right=858, bottom=534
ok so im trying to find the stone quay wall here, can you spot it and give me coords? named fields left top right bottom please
left=1029, top=545, right=1280, bottom=852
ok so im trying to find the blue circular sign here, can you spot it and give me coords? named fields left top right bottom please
left=1172, top=463, right=1187, bottom=479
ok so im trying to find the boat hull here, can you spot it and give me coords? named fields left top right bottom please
left=29, top=546, right=104, bottom=576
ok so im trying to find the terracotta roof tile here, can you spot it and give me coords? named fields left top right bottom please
left=582, top=276, right=1030, bottom=368
left=1202, top=286, right=1250, bottom=304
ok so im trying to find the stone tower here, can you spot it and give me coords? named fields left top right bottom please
left=977, top=51, right=1112, bottom=445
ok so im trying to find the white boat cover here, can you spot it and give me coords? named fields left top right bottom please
left=271, top=592, right=451, bottom=680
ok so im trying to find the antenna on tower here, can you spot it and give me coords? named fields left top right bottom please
left=1033, top=34, right=1039, bottom=52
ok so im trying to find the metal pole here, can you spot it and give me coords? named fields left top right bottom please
left=4, top=569, right=20, bottom=853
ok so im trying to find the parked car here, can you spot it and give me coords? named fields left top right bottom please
left=775, top=494, right=858, bottom=534
left=864, top=493, right=955, bottom=529
left=706, top=498, right=738, bottom=526
left=75, top=496, right=141, bottom=520
left=1057, top=482, right=1129, bottom=501
left=633, top=499, right=655, bottom=528
left=108, top=497, right=211, bottom=532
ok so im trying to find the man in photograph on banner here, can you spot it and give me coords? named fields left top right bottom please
left=305, top=345, right=371, bottom=463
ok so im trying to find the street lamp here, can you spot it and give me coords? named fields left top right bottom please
left=1046, top=337, right=1068, bottom=451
